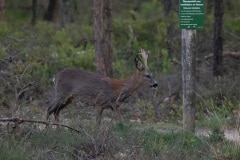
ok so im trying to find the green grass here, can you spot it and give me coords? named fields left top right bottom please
left=196, top=114, right=225, bottom=129
left=0, top=127, right=83, bottom=159
left=1, top=122, right=240, bottom=160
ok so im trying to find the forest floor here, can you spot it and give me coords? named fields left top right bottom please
left=196, top=128, right=240, bottom=143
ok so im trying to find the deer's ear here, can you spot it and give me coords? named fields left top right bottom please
left=134, top=57, right=144, bottom=71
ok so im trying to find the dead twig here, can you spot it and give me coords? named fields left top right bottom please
left=205, top=51, right=240, bottom=60
left=0, top=117, right=84, bottom=134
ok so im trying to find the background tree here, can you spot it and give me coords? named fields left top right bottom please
left=59, top=0, right=68, bottom=26
left=93, top=0, right=113, bottom=77
left=213, top=0, right=224, bottom=76
left=31, top=0, right=37, bottom=25
left=162, top=0, right=172, bottom=56
left=0, top=0, right=4, bottom=21
left=43, top=0, right=59, bottom=22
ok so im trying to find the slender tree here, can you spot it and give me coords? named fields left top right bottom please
left=59, top=0, right=66, bottom=26
left=31, top=0, right=38, bottom=25
left=44, top=0, right=59, bottom=21
left=93, top=0, right=113, bottom=77
left=213, top=0, right=223, bottom=76
left=0, top=0, right=5, bottom=21
left=103, top=0, right=113, bottom=77
left=162, top=0, right=171, bottom=16
left=162, top=0, right=173, bottom=57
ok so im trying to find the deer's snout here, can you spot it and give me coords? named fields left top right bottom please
left=151, top=81, right=158, bottom=88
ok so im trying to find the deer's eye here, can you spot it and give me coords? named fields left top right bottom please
left=145, top=75, right=151, bottom=78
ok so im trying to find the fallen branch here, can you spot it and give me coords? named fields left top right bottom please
left=171, top=58, right=181, bottom=66
left=205, top=51, right=240, bottom=60
left=0, top=117, right=83, bottom=134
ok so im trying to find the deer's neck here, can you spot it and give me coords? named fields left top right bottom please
left=122, top=71, right=143, bottom=93
left=105, top=71, right=142, bottom=103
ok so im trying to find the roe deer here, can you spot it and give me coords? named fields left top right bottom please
left=46, top=49, right=158, bottom=125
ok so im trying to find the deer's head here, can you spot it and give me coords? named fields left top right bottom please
left=134, top=49, right=158, bottom=88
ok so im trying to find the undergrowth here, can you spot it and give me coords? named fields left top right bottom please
left=1, top=122, right=240, bottom=160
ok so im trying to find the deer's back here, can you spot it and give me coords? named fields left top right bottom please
left=54, top=68, right=117, bottom=107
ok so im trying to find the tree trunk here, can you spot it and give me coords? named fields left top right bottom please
left=162, top=0, right=171, bottom=16
left=182, top=30, right=196, bottom=132
left=59, top=0, right=68, bottom=27
left=0, top=0, right=5, bottom=21
left=31, top=0, right=37, bottom=25
left=44, top=0, right=59, bottom=21
left=93, top=0, right=105, bottom=76
left=103, top=0, right=113, bottom=77
left=213, top=0, right=223, bottom=76
left=93, top=0, right=113, bottom=77
left=162, top=0, right=172, bottom=57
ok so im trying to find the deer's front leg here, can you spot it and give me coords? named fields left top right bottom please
left=95, top=105, right=104, bottom=125
left=113, top=106, right=122, bottom=123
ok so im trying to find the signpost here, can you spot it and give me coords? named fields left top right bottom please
left=179, top=0, right=204, bottom=29
left=179, top=0, right=204, bottom=132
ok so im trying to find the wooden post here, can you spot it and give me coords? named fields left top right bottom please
left=182, top=29, right=196, bottom=132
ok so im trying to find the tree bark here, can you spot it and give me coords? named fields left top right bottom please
left=182, top=30, right=196, bottom=132
left=162, top=0, right=173, bottom=57
left=162, top=0, right=171, bottom=16
left=93, top=0, right=113, bottom=77
left=103, top=0, right=113, bottom=77
left=93, top=0, right=105, bottom=76
left=59, top=0, right=68, bottom=27
left=213, top=0, right=223, bottom=76
left=31, top=0, right=37, bottom=25
left=44, top=0, right=59, bottom=21
left=0, top=0, right=5, bottom=21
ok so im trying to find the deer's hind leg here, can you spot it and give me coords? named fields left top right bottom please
left=46, top=102, right=54, bottom=121
left=95, top=105, right=104, bottom=125
left=46, top=95, right=74, bottom=122
left=113, top=106, right=121, bottom=123
left=46, top=100, right=62, bottom=122
left=53, top=96, right=73, bottom=122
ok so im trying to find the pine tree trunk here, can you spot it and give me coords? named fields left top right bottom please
left=44, top=0, right=58, bottom=21
left=103, top=0, right=113, bottom=77
left=213, top=0, right=223, bottom=76
left=93, top=0, right=113, bottom=77
left=31, top=0, right=37, bottom=25
left=0, top=0, right=5, bottom=21
left=162, top=0, right=173, bottom=57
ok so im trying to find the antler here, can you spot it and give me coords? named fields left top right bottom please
left=139, top=49, right=149, bottom=69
